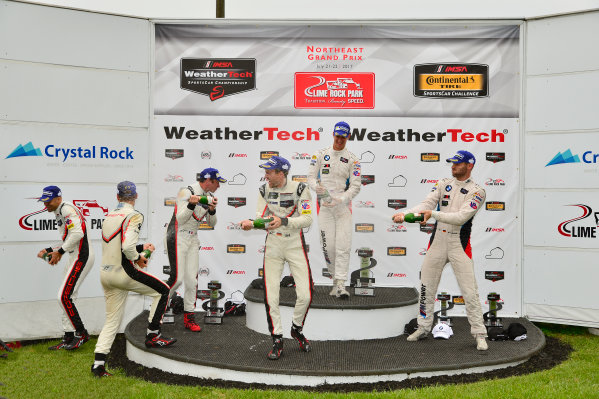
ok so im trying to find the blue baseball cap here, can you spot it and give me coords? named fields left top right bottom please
left=259, top=155, right=291, bottom=171
left=199, top=167, right=227, bottom=183
left=333, top=121, right=350, bottom=138
left=117, top=181, right=137, bottom=198
left=447, top=150, right=476, bottom=165
left=38, top=185, right=62, bottom=202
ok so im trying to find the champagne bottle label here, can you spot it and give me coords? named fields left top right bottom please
left=253, top=218, right=274, bottom=229
left=404, top=213, right=424, bottom=223
left=142, top=249, right=152, bottom=259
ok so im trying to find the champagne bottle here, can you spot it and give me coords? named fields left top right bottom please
left=253, top=218, right=274, bottom=229
left=142, top=249, right=152, bottom=259
left=404, top=213, right=424, bottom=223
left=198, top=195, right=213, bottom=205
left=317, top=184, right=332, bottom=204
left=42, top=252, right=51, bottom=262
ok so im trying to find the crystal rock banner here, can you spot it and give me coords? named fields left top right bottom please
left=151, top=23, right=521, bottom=316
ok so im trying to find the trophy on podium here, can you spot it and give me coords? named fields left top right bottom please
left=349, top=247, right=377, bottom=296
left=433, top=292, right=454, bottom=326
left=197, top=280, right=226, bottom=324
left=483, top=292, right=503, bottom=328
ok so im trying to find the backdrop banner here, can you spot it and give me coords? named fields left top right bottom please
left=151, top=23, right=521, bottom=316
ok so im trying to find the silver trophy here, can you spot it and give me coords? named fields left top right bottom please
left=350, top=247, right=377, bottom=296
left=197, top=280, right=225, bottom=324
left=483, top=292, right=503, bottom=328
left=433, top=292, right=454, bottom=326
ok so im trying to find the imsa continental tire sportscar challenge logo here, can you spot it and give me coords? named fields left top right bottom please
left=355, top=223, right=375, bottom=232
left=387, top=247, right=406, bottom=256
left=420, top=153, right=440, bottom=162
left=180, top=58, right=256, bottom=101
left=414, top=63, right=489, bottom=98
left=485, top=201, right=506, bottom=211
left=226, top=244, right=246, bottom=253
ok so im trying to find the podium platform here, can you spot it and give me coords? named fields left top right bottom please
left=124, top=285, right=545, bottom=387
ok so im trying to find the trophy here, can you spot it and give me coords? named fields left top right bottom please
left=433, top=292, right=454, bottom=326
left=197, top=280, right=225, bottom=324
left=483, top=292, right=503, bottom=327
left=349, top=247, right=377, bottom=296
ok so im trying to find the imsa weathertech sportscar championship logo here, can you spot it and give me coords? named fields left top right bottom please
left=226, top=244, right=246, bottom=253
left=485, top=271, right=505, bottom=282
left=355, top=223, right=375, bottom=232
left=486, top=152, right=506, bottom=163
left=180, top=58, right=256, bottom=101
left=414, top=63, right=489, bottom=98
left=165, top=149, right=184, bottom=160
left=387, top=247, right=406, bottom=256
left=486, top=201, right=506, bottom=211
left=420, top=153, right=440, bottom=162
left=294, top=72, right=375, bottom=109
left=388, top=199, right=407, bottom=210
left=361, top=175, right=375, bottom=185
left=227, top=197, right=247, bottom=208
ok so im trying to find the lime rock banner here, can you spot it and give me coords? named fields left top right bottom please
left=151, top=23, right=521, bottom=316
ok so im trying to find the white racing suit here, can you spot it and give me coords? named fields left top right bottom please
left=165, top=183, right=217, bottom=312
left=52, top=201, right=95, bottom=333
left=406, top=177, right=487, bottom=337
left=307, top=146, right=361, bottom=283
left=256, top=179, right=313, bottom=336
left=95, top=202, right=170, bottom=355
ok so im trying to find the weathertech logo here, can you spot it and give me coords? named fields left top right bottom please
left=180, top=58, right=256, bottom=101
left=485, top=271, right=505, bottom=282
left=485, top=201, right=505, bottom=211
left=387, top=247, right=406, bottom=256
left=558, top=204, right=598, bottom=238
left=226, top=244, right=246, bottom=253
left=294, top=72, right=375, bottom=109
left=420, top=153, right=440, bottom=162
left=486, top=227, right=505, bottom=232
left=227, top=197, right=247, bottom=208
left=260, top=151, right=279, bottom=160
left=361, top=175, right=375, bottom=185
left=165, top=149, right=184, bottom=160
left=388, top=199, right=407, bottom=210
left=355, top=223, right=375, bottom=232
left=486, top=152, right=506, bottom=163
left=414, top=63, right=489, bottom=98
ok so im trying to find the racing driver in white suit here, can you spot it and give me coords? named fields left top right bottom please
left=392, top=150, right=489, bottom=351
left=307, top=121, right=361, bottom=298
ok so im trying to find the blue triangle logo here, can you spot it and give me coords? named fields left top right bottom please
left=546, top=149, right=580, bottom=167
left=5, top=142, right=43, bottom=159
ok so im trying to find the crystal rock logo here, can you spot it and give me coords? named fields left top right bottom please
left=558, top=204, right=599, bottom=238
left=6, top=142, right=42, bottom=159
left=6, top=142, right=134, bottom=162
left=546, top=149, right=599, bottom=167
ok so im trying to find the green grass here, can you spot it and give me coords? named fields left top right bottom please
left=1, top=324, right=598, bottom=399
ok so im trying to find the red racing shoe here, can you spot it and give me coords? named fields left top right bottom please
left=145, top=333, right=177, bottom=348
left=184, top=312, right=202, bottom=332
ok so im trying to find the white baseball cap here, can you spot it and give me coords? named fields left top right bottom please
left=432, top=323, right=454, bottom=339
